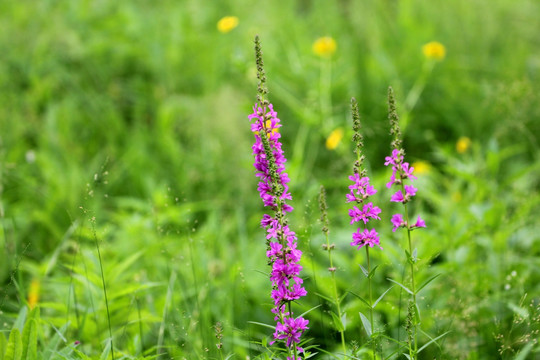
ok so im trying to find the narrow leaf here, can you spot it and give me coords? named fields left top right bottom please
left=412, top=248, right=418, bottom=262
left=359, top=312, right=372, bottom=337
left=348, top=291, right=371, bottom=307
left=416, top=274, right=441, bottom=294
left=372, top=286, right=394, bottom=309
left=21, top=318, right=37, bottom=360
left=514, top=342, right=534, bottom=360
left=247, top=321, right=276, bottom=330
left=298, top=304, right=322, bottom=318
left=387, top=278, right=413, bottom=295
left=359, top=264, right=369, bottom=278
left=417, top=331, right=451, bottom=353
left=341, top=313, right=347, bottom=331
left=99, top=339, right=111, bottom=360
left=314, top=292, right=334, bottom=303
left=0, top=332, right=7, bottom=360
left=368, top=265, right=379, bottom=279
left=5, top=328, right=22, bottom=360
left=331, top=312, right=344, bottom=332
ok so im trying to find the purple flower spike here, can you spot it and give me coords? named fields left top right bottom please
left=250, top=99, right=307, bottom=351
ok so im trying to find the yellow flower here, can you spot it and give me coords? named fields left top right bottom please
left=452, top=191, right=462, bottom=203
left=326, top=128, right=343, bottom=150
left=217, top=16, right=238, bottom=33
left=422, top=41, right=446, bottom=60
left=456, top=136, right=471, bottom=154
left=412, top=160, right=431, bottom=175
left=312, top=37, right=337, bottom=57
left=28, top=279, right=40, bottom=309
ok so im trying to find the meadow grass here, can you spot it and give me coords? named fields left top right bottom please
left=1, top=0, right=539, bottom=359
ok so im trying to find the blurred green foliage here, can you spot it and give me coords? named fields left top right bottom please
left=0, top=0, right=539, bottom=359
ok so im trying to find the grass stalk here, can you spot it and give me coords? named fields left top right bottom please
left=91, top=221, right=115, bottom=360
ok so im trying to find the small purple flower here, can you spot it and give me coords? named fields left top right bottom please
left=348, top=203, right=381, bottom=224
left=391, top=214, right=405, bottom=232
left=272, top=316, right=309, bottom=348
left=390, top=190, right=405, bottom=203
left=413, top=216, right=426, bottom=229
left=390, top=185, right=418, bottom=203
left=351, top=228, right=381, bottom=249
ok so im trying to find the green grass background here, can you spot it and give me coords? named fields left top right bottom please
left=0, top=0, right=539, bottom=359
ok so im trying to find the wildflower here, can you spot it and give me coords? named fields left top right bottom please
left=422, top=41, right=446, bottom=60
left=413, top=216, right=426, bottom=229
left=28, top=278, right=40, bottom=309
left=456, top=136, right=471, bottom=154
left=411, top=161, right=431, bottom=175
left=312, top=36, right=337, bottom=57
left=326, top=127, right=343, bottom=150
left=347, top=98, right=381, bottom=250
left=351, top=228, right=381, bottom=249
left=391, top=214, right=405, bottom=232
left=217, top=16, right=239, bottom=33
left=250, top=36, right=308, bottom=354
left=385, top=87, right=425, bottom=230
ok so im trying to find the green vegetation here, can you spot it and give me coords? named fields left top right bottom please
left=1, top=0, right=539, bottom=359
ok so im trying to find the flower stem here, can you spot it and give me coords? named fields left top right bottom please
left=324, top=230, right=346, bottom=354
left=365, top=246, right=376, bottom=360
left=402, top=200, right=417, bottom=359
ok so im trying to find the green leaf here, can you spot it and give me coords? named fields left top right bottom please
left=5, top=328, right=22, bottom=360
left=247, top=321, right=276, bottom=330
left=372, top=286, right=394, bottom=309
left=416, top=274, right=441, bottom=294
left=0, top=332, right=7, bottom=360
left=314, top=292, right=334, bottom=303
left=417, top=331, right=451, bottom=354
left=349, top=291, right=371, bottom=307
left=387, top=278, right=413, bottom=295
left=12, top=308, right=28, bottom=334
left=513, top=342, right=534, bottom=360
left=341, top=312, right=347, bottom=331
left=21, top=317, right=37, bottom=360
left=99, top=339, right=111, bottom=360
left=298, top=304, right=322, bottom=319
left=42, top=323, right=68, bottom=360
left=368, top=265, right=380, bottom=279
left=331, top=312, right=344, bottom=332
left=359, top=312, right=372, bottom=337
left=359, top=264, right=369, bottom=277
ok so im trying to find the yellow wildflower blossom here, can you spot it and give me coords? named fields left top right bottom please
left=422, top=41, right=446, bottom=60
left=28, top=279, right=40, bottom=309
left=456, top=136, right=471, bottom=154
left=412, top=161, right=431, bottom=175
left=326, top=128, right=343, bottom=150
left=313, top=37, right=337, bottom=57
left=217, top=16, right=239, bottom=33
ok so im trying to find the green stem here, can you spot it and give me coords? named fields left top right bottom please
left=402, top=195, right=417, bottom=360
left=92, top=223, right=115, bottom=360
left=365, top=246, right=376, bottom=360
left=325, top=231, right=346, bottom=354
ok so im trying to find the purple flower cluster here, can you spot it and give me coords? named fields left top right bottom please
left=250, top=102, right=308, bottom=351
left=347, top=173, right=382, bottom=250
left=384, top=149, right=426, bottom=231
